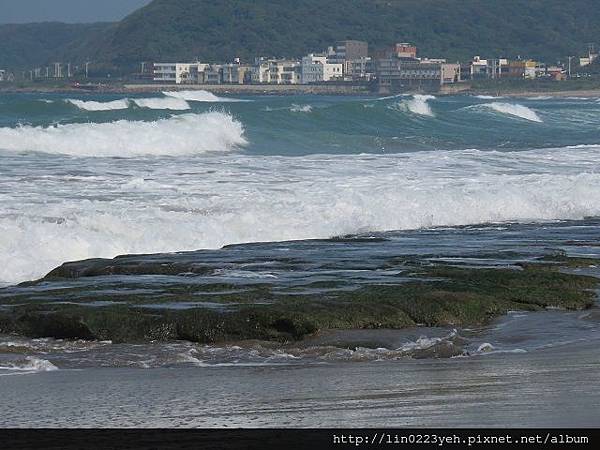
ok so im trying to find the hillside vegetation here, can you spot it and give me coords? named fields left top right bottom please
left=0, top=22, right=111, bottom=69
left=1, top=0, right=599, bottom=70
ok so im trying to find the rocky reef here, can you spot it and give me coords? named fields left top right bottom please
left=0, top=249, right=597, bottom=344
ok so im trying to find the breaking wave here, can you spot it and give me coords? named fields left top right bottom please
left=392, top=94, right=436, bottom=116
left=480, top=102, right=543, bottom=122
left=0, top=112, right=247, bottom=157
left=67, top=98, right=130, bottom=111
left=163, top=90, right=246, bottom=103
left=1, top=145, right=600, bottom=284
left=132, top=97, right=191, bottom=110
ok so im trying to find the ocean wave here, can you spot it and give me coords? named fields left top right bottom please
left=1, top=145, right=600, bottom=284
left=290, top=104, right=313, bottom=113
left=132, top=97, right=191, bottom=110
left=474, top=95, right=504, bottom=99
left=391, top=94, right=436, bottom=117
left=163, top=90, right=246, bottom=102
left=0, top=112, right=247, bottom=157
left=478, top=102, right=543, bottom=122
left=67, top=98, right=131, bottom=111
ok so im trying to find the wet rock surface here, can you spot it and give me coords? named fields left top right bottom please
left=0, top=239, right=597, bottom=344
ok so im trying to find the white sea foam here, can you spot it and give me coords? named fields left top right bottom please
left=0, top=112, right=246, bottom=157
left=375, top=93, right=408, bottom=101
left=67, top=99, right=131, bottom=111
left=476, top=343, right=495, bottom=353
left=163, top=90, right=246, bottom=102
left=474, top=95, right=504, bottom=99
left=2, top=145, right=600, bottom=284
left=480, top=102, right=543, bottom=122
left=392, top=94, right=436, bottom=116
left=290, top=104, right=313, bottom=113
left=132, top=97, right=191, bottom=110
left=0, top=356, right=58, bottom=374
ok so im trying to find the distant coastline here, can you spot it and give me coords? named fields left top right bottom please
left=2, top=81, right=600, bottom=97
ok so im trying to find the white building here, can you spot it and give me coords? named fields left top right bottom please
left=269, top=60, right=301, bottom=84
left=301, top=54, right=343, bottom=84
left=249, top=58, right=302, bottom=84
left=470, top=56, right=488, bottom=79
left=153, top=63, right=208, bottom=84
left=204, top=64, right=223, bottom=84
left=579, top=54, right=598, bottom=67
left=251, top=58, right=272, bottom=83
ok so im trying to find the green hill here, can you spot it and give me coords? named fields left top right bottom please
left=1, top=0, right=600, bottom=71
left=0, top=22, right=112, bottom=70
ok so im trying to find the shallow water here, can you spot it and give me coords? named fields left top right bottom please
left=1, top=337, right=599, bottom=427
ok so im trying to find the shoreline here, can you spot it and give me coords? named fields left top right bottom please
left=2, top=82, right=600, bottom=97
left=466, top=88, right=600, bottom=98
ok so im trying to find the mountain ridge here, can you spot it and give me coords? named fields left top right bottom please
left=1, top=0, right=599, bottom=71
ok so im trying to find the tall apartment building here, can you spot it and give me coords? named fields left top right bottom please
left=344, top=57, right=374, bottom=81
left=335, top=40, right=368, bottom=61
left=301, top=54, right=343, bottom=84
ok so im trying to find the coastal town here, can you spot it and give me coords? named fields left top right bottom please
left=1, top=40, right=599, bottom=93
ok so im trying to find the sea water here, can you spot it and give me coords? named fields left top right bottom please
left=1, top=91, right=599, bottom=426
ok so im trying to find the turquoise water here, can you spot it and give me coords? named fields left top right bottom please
left=2, top=92, right=600, bottom=153
left=1, top=91, right=600, bottom=284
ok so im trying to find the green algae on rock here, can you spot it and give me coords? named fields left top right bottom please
left=0, top=256, right=597, bottom=344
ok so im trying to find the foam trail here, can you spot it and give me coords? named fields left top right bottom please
left=394, top=95, right=436, bottom=116
left=163, top=90, right=246, bottom=102
left=67, top=99, right=130, bottom=111
left=482, top=102, right=542, bottom=122
left=375, top=93, right=407, bottom=101
left=2, top=146, right=600, bottom=284
left=0, top=112, right=246, bottom=157
left=474, top=95, right=504, bottom=99
left=132, top=97, right=190, bottom=110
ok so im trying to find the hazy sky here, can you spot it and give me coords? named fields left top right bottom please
left=0, top=0, right=152, bottom=24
